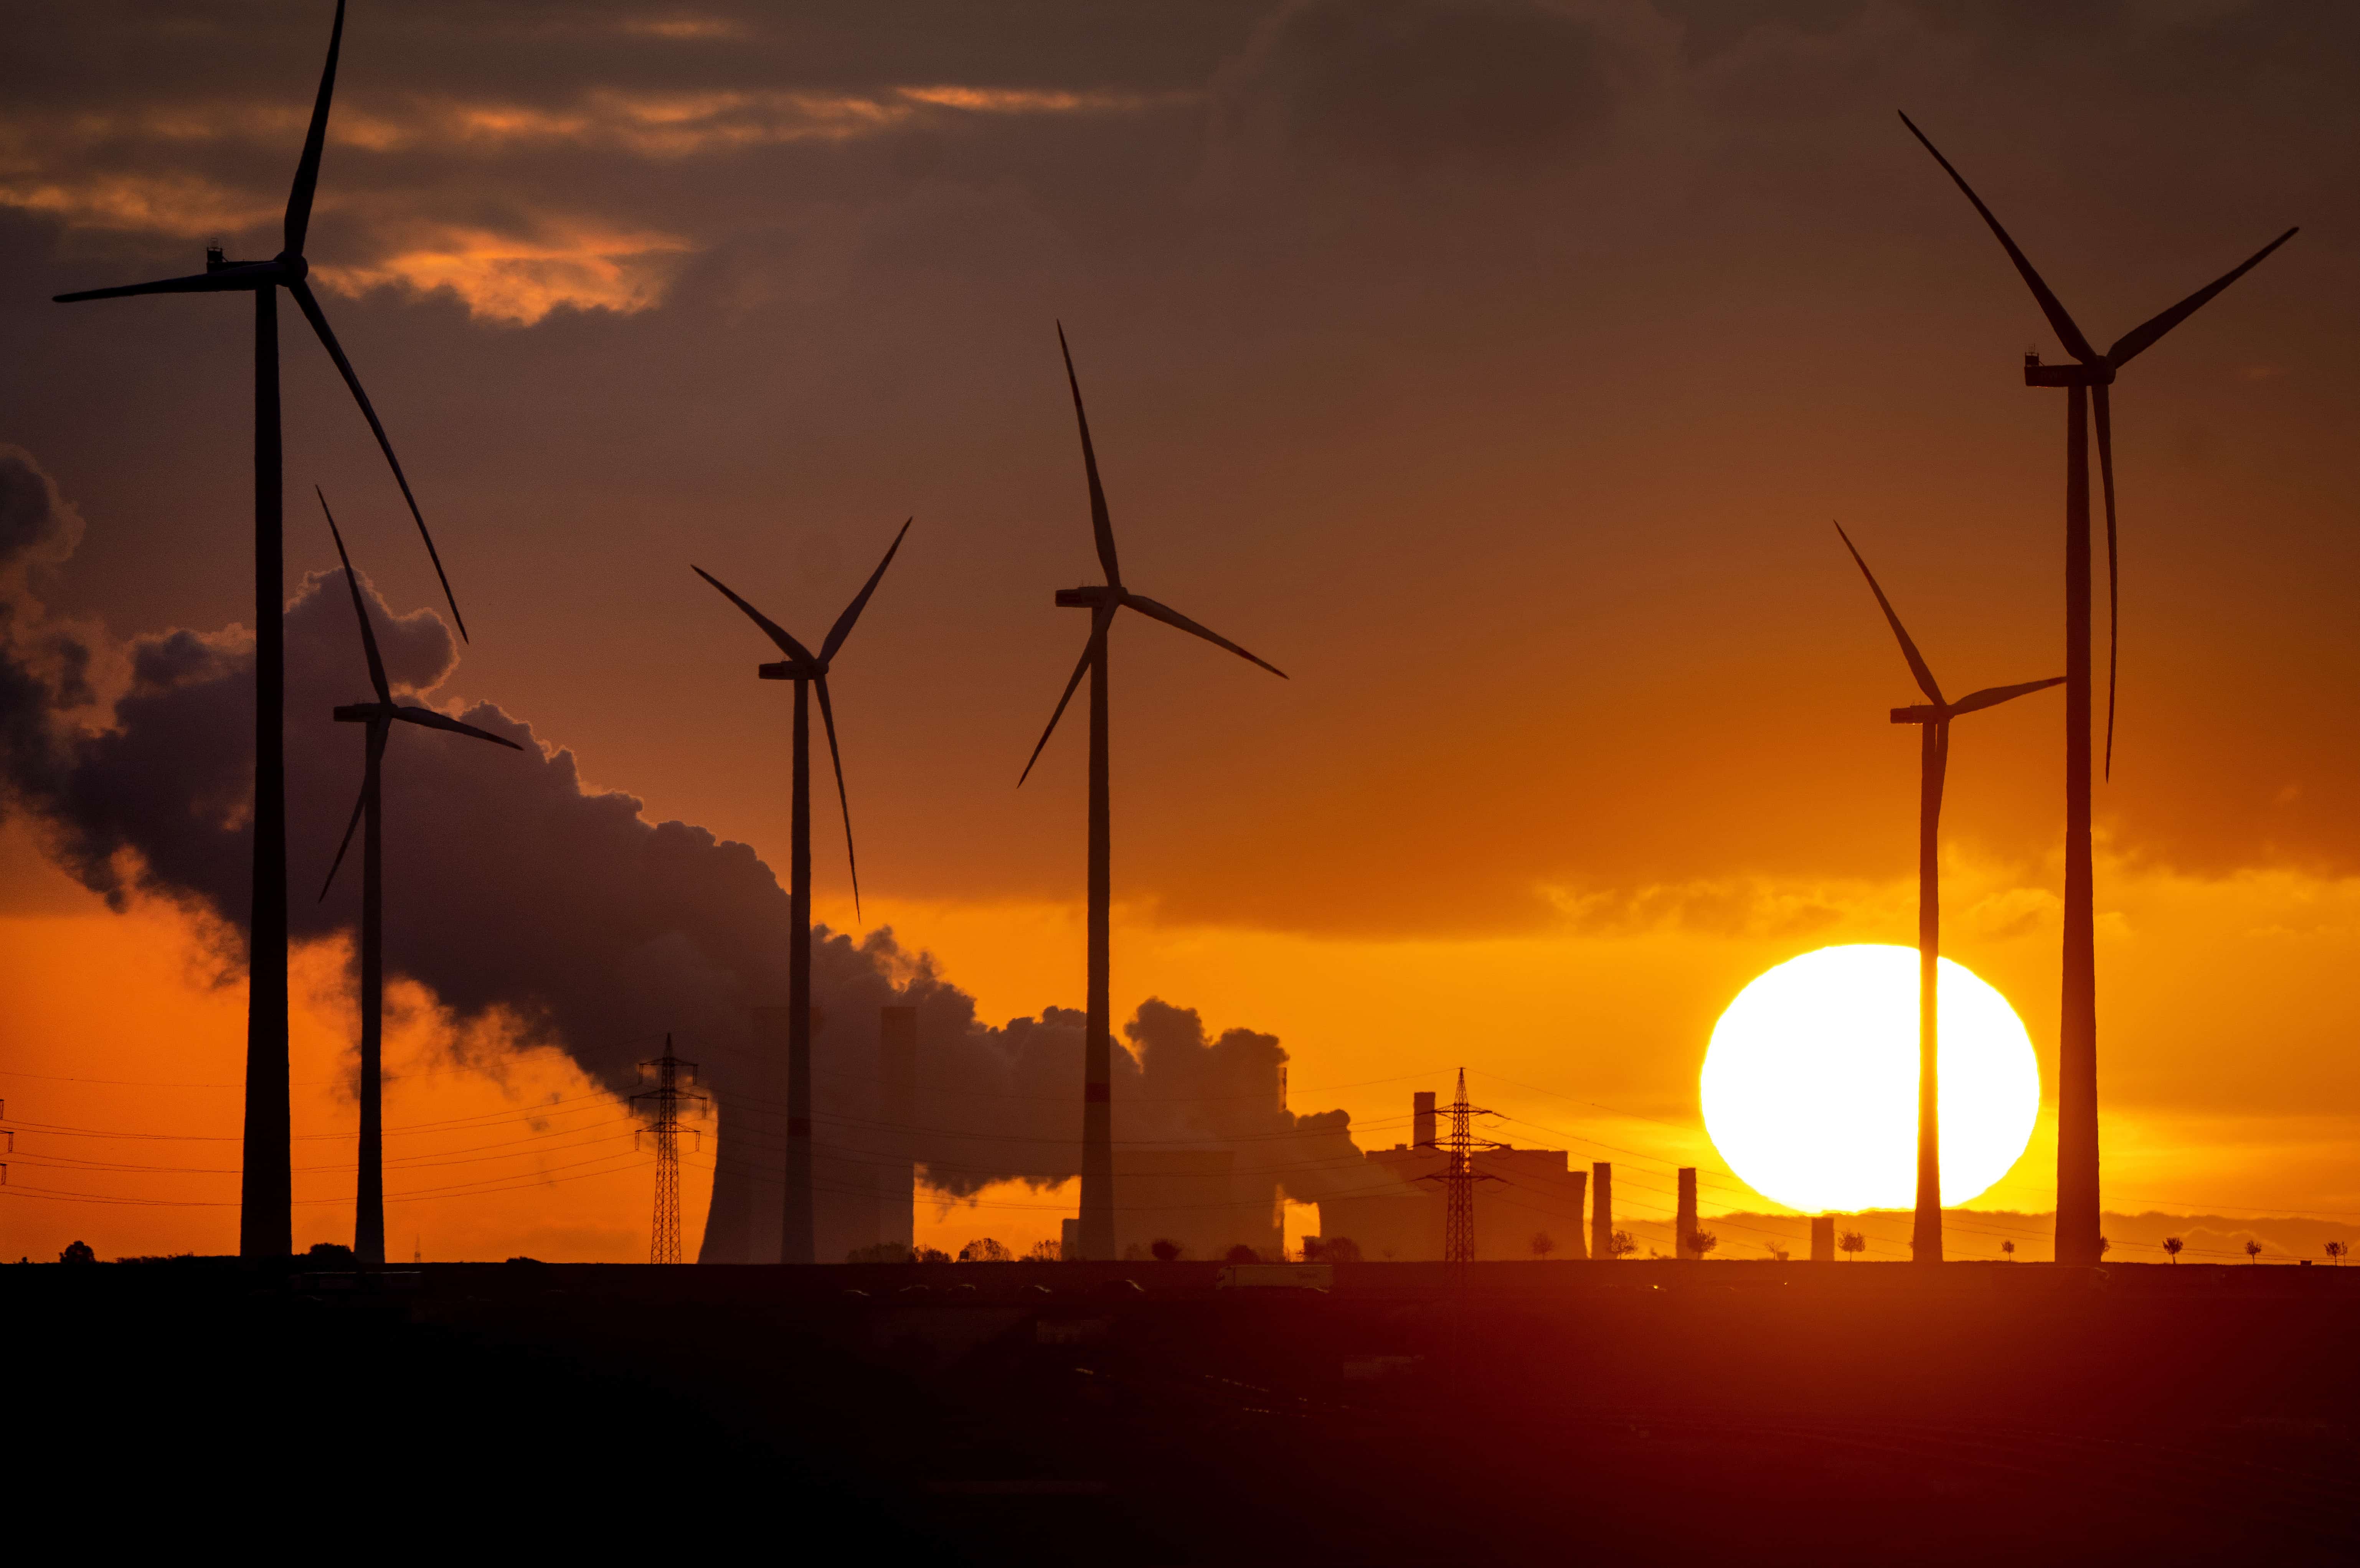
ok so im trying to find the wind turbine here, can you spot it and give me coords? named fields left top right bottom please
left=53, top=0, right=466, bottom=1258
left=1898, top=113, right=2295, bottom=1266
left=1018, top=326, right=1288, bottom=1262
left=317, top=492, right=517, bottom=1266
left=1835, top=523, right=2060, bottom=1265
left=693, top=519, right=910, bottom=1265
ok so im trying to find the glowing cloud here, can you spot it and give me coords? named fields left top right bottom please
left=313, top=222, right=695, bottom=325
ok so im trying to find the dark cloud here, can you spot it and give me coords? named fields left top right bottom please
left=0, top=447, right=1367, bottom=1207
left=1224, top=0, right=1627, bottom=170
left=2, top=3, right=2356, bottom=943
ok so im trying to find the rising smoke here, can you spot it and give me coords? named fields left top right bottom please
left=0, top=446, right=1373, bottom=1224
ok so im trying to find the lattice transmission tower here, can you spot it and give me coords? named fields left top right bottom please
left=632, top=1035, right=706, bottom=1264
left=1423, top=1068, right=1505, bottom=1270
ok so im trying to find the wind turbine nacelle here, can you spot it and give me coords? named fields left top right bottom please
left=2023, top=354, right=2114, bottom=388
left=332, top=703, right=384, bottom=723
left=1055, top=585, right=1117, bottom=608
left=1891, top=704, right=1942, bottom=725
left=757, top=660, right=814, bottom=681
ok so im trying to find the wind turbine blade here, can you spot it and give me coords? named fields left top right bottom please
left=819, top=517, right=911, bottom=664
left=1057, top=323, right=1122, bottom=587
left=2105, top=228, right=2297, bottom=368
left=2095, top=383, right=2119, bottom=781
left=1949, top=676, right=2065, bottom=716
left=317, top=487, right=391, bottom=705
left=1831, top=521, right=1945, bottom=706
left=1120, top=592, right=1288, bottom=679
left=53, top=269, right=258, bottom=303
left=391, top=705, right=523, bottom=749
left=1018, top=603, right=1113, bottom=786
left=813, top=675, right=860, bottom=922
left=1896, top=112, right=2099, bottom=364
left=319, top=774, right=368, bottom=902
left=289, top=277, right=467, bottom=641
left=690, top=566, right=817, bottom=665
left=285, top=0, right=347, bottom=256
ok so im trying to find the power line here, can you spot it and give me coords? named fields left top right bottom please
left=629, top=1036, right=704, bottom=1265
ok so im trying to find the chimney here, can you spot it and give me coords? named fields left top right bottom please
left=1591, top=1162, right=1613, bottom=1260
left=1810, top=1215, right=1835, bottom=1263
left=1413, top=1091, right=1437, bottom=1150
left=879, top=1006, right=918, bottom=1253
left=751, top=1005, right=795, bottom=1263
left=1675, top=1168, right=1698, bottom=1261
left=1566, top=1169, right=1589, bottom=1259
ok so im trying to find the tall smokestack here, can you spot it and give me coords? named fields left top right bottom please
left=1413, top=1091, right=1436, bottom=1150
left=1675, top=1167, right=1698, bottom=1261
left=880, top=1005, right=917, bottom=1253
left=1591, top=1161, right=1612, bottom=1260
left=1811, top=1215, right=1835, bottom=1263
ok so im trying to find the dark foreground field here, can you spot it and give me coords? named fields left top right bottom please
left=12, top=1258, right=2355, bottom=1564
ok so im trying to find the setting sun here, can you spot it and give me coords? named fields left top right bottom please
left=1700, top=944, right=2041, bottom=1214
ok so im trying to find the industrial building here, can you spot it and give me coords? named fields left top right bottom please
left=1315, top=1091, right=1591, bottom=1261
left=700, top=1005, right=917, bottom=1263
left=1057, top=1148, right=1284, bottom=1261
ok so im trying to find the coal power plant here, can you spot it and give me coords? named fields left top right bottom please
left=7, top=3, right=2358, bottom=1562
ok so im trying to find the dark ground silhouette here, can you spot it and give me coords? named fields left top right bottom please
left=15, top=1259, right=2354, bottom=1563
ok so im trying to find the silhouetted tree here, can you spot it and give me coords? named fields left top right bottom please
left=913, top=1246, right=951, bottom=1264
left=958, top=1238, right=1012, bottom=1263
left=847, top=1242, right=913, bottom=1264
left=1838, top=1229, right=1866, bottom=1261
left=305, top=1241, right=355, bottom=1265
left=2326, top=1241, right=2349, bottom=1266
left=1150, top=1239, right=1183, bottom=1262
left=1689, top=1230, right=1719, bottom=1260
left=1608, top=1229, right=1638, bottom=1260
left=1764, top=1242, right=1790, bottom=1263
left=1223, top=1244, right=1260, bottom=1264
left=2096, top=1235, right=2111, bottom=1258
left=58, top=1240, right=93, bottom=1265
left=1530, top=1232, right=1555, bottom=1260
left=2162, top=1236, right=2184, bottom=1264
left=1304, top=1236, right=1361, bottom=1263
left=1023, top=1239, right=1063, bottom=1263
left=2000, top=1240, right=2015, bottom=1261
left=2245, top=1239, right=2264, bottom=1263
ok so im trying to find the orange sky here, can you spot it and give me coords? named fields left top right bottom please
left=3, top=1, right=2357, bottom=1260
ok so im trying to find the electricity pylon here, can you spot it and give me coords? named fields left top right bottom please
left=632, top=1035, right=706, bottom=1265
left=1421, top=1069, right=1504, bottom=1271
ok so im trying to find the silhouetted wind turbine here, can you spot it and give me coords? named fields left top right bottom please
left=317, top=493, right=516, bottom=1266
left=1898, top=113, right=2294, bottom=1266
left=1019, top=326, right=1287, bottom=1262
left=1835, top=523, right=2060, bottom=1266
left=694, top=519, right=909, bottom=1265
left=53, top=0, right=465, bottom=1259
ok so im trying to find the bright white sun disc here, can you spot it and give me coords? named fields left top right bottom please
left=1700, top=944, right=2040, bottom=1213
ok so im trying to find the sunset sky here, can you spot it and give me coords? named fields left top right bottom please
left=3, top=0, right=2356, bottom=1263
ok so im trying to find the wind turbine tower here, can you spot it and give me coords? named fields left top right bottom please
left=52, top=0, right=465, bottom=1257
left=316, top=493, right=518, bottom=1265
left=1898, top=114, right=2295, bottom=1265
left=1019, top=326, right=1288, bottom=1261
left=1833, top=522, right=2058, bottom=1264
left=695, top=521, right=909, bottom=1263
